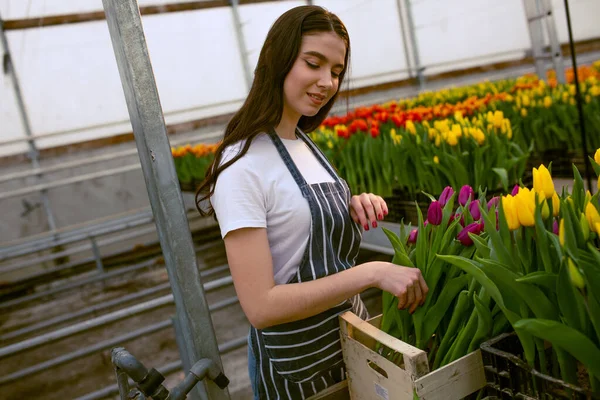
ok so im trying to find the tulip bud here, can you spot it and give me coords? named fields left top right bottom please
left=457, top=222, right=484, bottom=246
left=553, top=219, right=559, bottom=235
left=459, top=185, right=474, bottom=206
left=487, top=196, right=500, bottom=211
left=511, top=185, right=520, bottom=196
left=595, top=148, right=600, bottom=165
left=439, top=186, right=455, bottom=207
left=469, top=199, right=482, bottom=220
left=427, top=201, right=443, bottom=226
left=533, top=165, right=555, bottom=199
left=408, top=229, right=418, bottom=244
left=552, top=192, right=560, bottom=217
left=568, top=258, right=586, bottom=290
left=559, top=219, right=565, bottom=246
left=585, top=202, right=600, bottom=234
left=580, top=213, right=590, bottom=241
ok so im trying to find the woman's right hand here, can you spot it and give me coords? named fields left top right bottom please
left=372, top=262, right=428, bottom=314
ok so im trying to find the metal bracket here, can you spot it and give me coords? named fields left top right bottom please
left=112, top=347, right=229, bottom=400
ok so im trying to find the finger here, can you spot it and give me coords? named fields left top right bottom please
left=411, top=284, right=423, bottom=314
left=369, top=194, right=384, bottom=221
left=406, top=285, right=415, bottom=313
left=379, top=196, right=389, bottom=217
left=350, top=207, right=359, bottom=224
left=351, top=196, right=369, bottom=230
left=360, top=193, right=377, bottom=228
left=417, top=272, right=429, bottom=303
left=397, top=289, right=408, bottom=310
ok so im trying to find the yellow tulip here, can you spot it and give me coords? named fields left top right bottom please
left=433, top=156, right=440, bottom=164
left=452, top=124, right=462, bottom=138
left=493, top=111, right=504, bottom=129
left=521, top=108, right=528, bottom=117
left=594, top=148, right=600, bottom=165
left=568, top=258, right=586, bottom=290
left=543, top=96, right=553, bottom=108
left=515, top=188, right=535, bottom=227
left=559, top=219, right=565, bottom=245
left=522, top=95, right=531, bottom=107
left=502, top=195, right=521, bottom=230
left=533, top=164, right=554, bottom=199
left=552, top=192, right=560, bottom=217
left=585, top=202, right=600, bottom=233
left=446, top=132, right=458, bottom=146
left=406, top=120, right=416, bottom=135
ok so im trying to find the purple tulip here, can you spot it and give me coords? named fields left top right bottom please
left=511, top=185, right=520, bottom=196
left=439, top=186, right=454, bottom=207
left=487, top=196, right=500, bottom=211
left=553, top=219, right=559, bottom=235
left=458, top=185, right=474, bottom=206
left=408, top=229, right=418, bottom=244
left=427, top=201, right=443, bottom=225
left=457, top=222, right=484, bottom=246
left=469, top=199, right=482, bottom=221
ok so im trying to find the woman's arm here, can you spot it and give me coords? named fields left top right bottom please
left=224, top=226, right=427, bottom=329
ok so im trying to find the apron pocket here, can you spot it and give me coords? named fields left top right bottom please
left=260, top=303, right=350, bottom=383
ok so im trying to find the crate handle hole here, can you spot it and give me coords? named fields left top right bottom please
left=367, top=359, right=388, bottom=379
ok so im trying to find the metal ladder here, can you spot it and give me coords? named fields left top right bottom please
left=522, top=0, right=566, bottom=83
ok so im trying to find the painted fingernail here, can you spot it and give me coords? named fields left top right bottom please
left=378, top=214, right=383, bottom=220
left=364, top=224, right=369, bottom=231
left=384, top=210, right=389, bottom=216
left=372, top=221, right=378, bottom=228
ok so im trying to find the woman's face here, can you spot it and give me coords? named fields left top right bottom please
left=282, top=31, right=346, bottom=123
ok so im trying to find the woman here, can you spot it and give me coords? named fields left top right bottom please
left=196, top=5, right=428, bottom=399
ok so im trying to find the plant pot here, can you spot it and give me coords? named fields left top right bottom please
left=480, top=332, right=598, bottom=399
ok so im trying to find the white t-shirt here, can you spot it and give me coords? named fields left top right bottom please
left=211, top=133, right=336, bottom=285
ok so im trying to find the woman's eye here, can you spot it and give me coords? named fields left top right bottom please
left=305, top=61, right=319, bottom=69
left=331, top=71, right=340, bottom=78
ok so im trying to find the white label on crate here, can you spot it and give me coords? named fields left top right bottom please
left=374, top=383, right=389, bottom=400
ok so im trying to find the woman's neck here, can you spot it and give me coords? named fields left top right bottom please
left=275, top=112, right=300, bottom=140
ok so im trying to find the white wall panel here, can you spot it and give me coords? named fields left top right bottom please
left=0, top=0, right=203, bottom=19
left=316, top=0, right=411, bottom=89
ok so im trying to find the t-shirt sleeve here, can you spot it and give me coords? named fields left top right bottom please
left=211, top=148, right=267, bottom=238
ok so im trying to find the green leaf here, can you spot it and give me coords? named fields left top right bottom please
left=514, top=319, right=600, bottom=379
left=478, top=256, right=558, bottom=320
left=515, top=271, right=558, bottom=291
left=492, top=167, right=509, bottom=191
left=469, top=294, right=493, bottom=353
left=420, top=275, right=469, bottom=346
left=557, top=260, right=585, bottom=333
left=436, top=255, right=505, bottom=308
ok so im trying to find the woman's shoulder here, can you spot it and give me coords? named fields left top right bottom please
left=220, top=133, right=275, bottom=166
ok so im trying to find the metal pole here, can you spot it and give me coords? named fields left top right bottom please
left=0, top=13, right=57, bottom=232
left=563, top=0, right=592, bottom=190
left=396, top=0, right=414, bottom=79
left=540, top=0, right=565, bottom=83
left=403, top=0, right=425, bottom=90
left=229, top=0, right=253, bottom=91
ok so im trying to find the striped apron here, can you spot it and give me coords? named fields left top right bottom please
left=249, top=128, right=369, bottom=399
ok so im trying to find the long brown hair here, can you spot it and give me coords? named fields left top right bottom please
left=195, top=5, right=350, bottom=216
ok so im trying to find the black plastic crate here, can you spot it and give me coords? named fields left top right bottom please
left=480, top=333, right=598, bottom=400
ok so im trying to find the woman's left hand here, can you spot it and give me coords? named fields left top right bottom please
left=350, top=193, right=388, bottom=231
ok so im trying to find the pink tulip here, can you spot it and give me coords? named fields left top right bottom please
left=487, top=196, right=499, bottom=211
left=511, top=185, right=520, bottom=196
left=408, top=229, right=418, bottom=244
left=439, top=186, right=454, bottom=207
left=553, top=219, right=559, bottom=235
left=457, top=222, right=484, bottom=246
left=459, top=185, right=474, bottom=206
left=469, top=200, right=481, bottom=221
left=427, top=201, right=443, bottom=225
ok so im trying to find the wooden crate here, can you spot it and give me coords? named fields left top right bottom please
left=339, top=312, right=486, bottom=400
